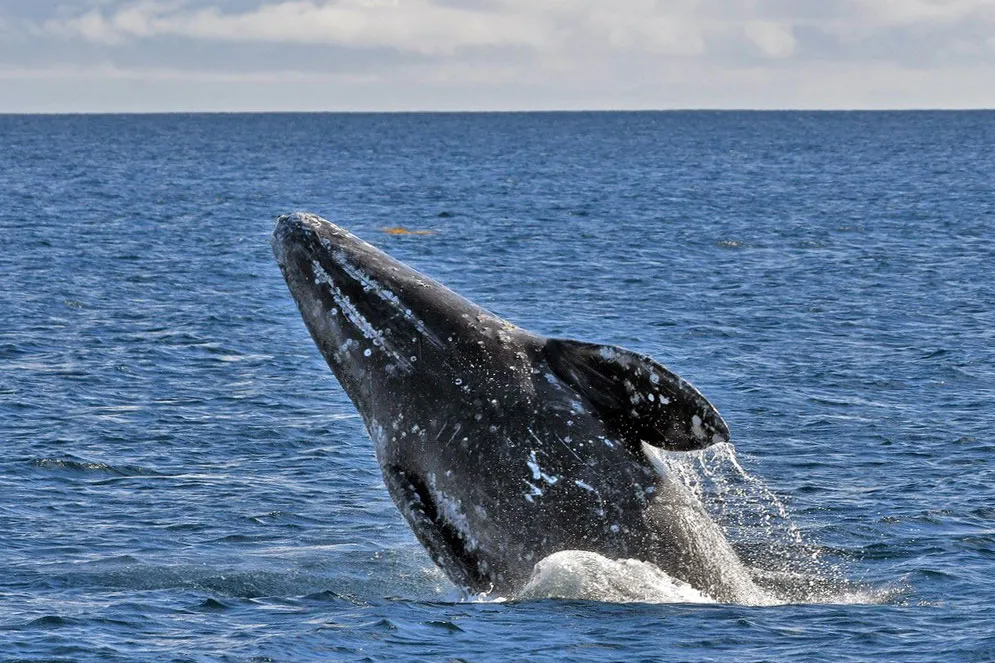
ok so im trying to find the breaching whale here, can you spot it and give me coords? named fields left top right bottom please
left=273, top=212, right=762, bottom=602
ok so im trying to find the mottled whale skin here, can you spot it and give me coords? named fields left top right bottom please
left=273, top=212, right=744, bottom=600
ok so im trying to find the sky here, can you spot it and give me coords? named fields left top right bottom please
left=1, top=0, right=994, bottom=112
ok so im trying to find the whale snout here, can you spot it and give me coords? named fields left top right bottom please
left=272, top=212, right=351, bottom=269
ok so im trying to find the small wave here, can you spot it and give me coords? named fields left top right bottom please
left=22, top=615, right=84, bottom=628
left=30, top=456, right=156, bottom=477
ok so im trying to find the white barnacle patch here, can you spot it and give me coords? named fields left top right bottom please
left=523, top=481, right=544, bottom=503
left=368, top=420, right=388, bottom=457
left=527, top=450, right=560, bottom=486
left=527, top=450, right=541, bottom=481
left=599, top=346, right=617, bottom=361
left=691, top=414, right=706, bottom=440
left=569, top=400, right=586, bottom=415
left=647, top=393, right=655, bottom=402
left=574, top=479, right=596, bottom=492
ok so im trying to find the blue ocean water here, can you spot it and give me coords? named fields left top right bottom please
left=1, top=111, right=993, bottom=661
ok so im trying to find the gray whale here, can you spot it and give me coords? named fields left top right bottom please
left=273, top=212, right=760, bottom=601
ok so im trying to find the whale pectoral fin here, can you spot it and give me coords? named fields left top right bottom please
left=543, top=338, right=729, bottom=452
left=381, top=465, right=489, bottom=592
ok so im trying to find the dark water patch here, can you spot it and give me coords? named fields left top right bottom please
left=20, top=615, right=85, bottom=629
left=192, top=598, right=233, bottom=612
left=30, top=456, right=158, bottom=477
left=422, top=619, right=464, bottom=632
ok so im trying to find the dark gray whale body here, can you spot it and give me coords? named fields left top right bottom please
left=273, top=212, right=751, bottom=601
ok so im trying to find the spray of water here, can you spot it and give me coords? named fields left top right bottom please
left=511, top=443, right=884, bottom=606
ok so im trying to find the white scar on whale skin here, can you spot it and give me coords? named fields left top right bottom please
left=527, top=449, right=560, bottom=486
left=330, top=250, right=446, bottom=351
left=311, top=259, right=412, bottom=372
left=426, top=473, right=480, bottom=552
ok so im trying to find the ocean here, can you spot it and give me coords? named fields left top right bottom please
left=1, top=111, right=993, bottom=661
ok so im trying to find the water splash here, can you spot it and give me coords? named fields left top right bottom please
left=646, top=442, right=877, bottom=605
left=516, top=550, right=714, bottom=604
left=508, top=443, right=884, bottom=606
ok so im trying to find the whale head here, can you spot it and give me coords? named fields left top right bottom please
left=273, top=212, right=510, bottom=422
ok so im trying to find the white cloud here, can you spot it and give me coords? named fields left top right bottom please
left=860, top=0, right=995, bottom=26
left=0, top=61, right=377, bottom=83
left=744, top=20, right=796, bottom=58
left=602, top=14, right=706, bottom=57
left=44, top=0, right=549, bottom=54
left=37, top=0, right=995, bottom=63
left=7, top=0, right=995, bottom=110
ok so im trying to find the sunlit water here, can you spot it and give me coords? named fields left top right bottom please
left=2, top=112, right=994, bottom=661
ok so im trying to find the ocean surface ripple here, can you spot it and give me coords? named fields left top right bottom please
left=1, top=111, right=993, bottom=662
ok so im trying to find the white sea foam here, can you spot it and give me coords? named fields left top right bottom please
left=516, top=550, right=714, bottom=604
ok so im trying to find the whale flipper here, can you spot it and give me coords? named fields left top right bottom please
left=543, top=339, right=729, bottom=453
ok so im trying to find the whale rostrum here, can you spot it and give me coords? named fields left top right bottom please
left=273, top=212, right=761, bottom=602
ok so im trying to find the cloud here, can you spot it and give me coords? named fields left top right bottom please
left=5, top=0, right=995, bottom=110
left=744, top=20, right=796, bottom=58
left=37, top=0, right=800, bottom=59
left=43, top=0, right=548, bottom=54
left=861, top=0, right=995, bottom=26
left=39, top=0, right=995, bottom=64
